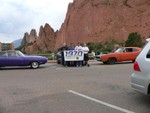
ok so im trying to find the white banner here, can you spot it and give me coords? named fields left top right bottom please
left=64, top=50, right=84, bottom=61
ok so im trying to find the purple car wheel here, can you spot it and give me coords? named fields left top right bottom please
left=31, top=61, right=39, bottom=69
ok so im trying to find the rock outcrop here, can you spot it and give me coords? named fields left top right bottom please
left=21, top=0, right=150, bottom=53
left=55, top=0, right=150, bottom=48
left=21, top=29, right=37, bottom=46
left=24, top=23, right=56, bottom=53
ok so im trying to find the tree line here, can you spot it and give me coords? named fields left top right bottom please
left=87, top=32, right=145, bottom=54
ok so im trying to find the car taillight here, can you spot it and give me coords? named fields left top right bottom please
left=134, top=61, right=141, bottom=72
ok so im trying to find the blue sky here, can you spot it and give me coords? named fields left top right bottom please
left=0, top=0, right=73, bottom=43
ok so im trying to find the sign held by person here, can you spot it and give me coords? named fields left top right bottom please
left=64, top=50, right=84, bottom=61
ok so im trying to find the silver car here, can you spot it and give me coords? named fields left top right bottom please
left=131, top=38, right=150, bottom=95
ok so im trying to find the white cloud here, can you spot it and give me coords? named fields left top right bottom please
left=0, top=0, right=73, bottom=43
left=0, top=33, right=20, bottom=43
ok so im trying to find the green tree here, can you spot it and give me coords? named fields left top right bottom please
left=125, top=32, right=144, bottom=47
left=87, top=42, right=103, bottom=53
left=101, top=40, right=120, bottom=53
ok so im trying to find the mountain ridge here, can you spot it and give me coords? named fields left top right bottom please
left=12, top=39, right=22, bottom=48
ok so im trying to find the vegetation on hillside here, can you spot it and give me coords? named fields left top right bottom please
left=87, top=40, right=124, bottom=54
left=88, top=32, right=145, bottom=54
left=125, top=32, right=144, bottom=47
left=16, top=32, right=146, bottom=60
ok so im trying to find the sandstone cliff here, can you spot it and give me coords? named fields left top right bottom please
left=21, top=0, right=150, bottom=53
left=55, top=0, right=150, bottom=48
left=21, top=29, right=37, bottom=46
left=24, top=23, right=56, bottom=53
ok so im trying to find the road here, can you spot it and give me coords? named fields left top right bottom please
left=0, top=62, right=150, bottom=113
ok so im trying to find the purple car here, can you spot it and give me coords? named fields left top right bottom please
left=0, top=50, right=48, bottom=69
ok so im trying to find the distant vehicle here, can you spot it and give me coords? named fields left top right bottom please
left=0, top=50, right=48, bottom=69
left=131, top=38, right=150, bottom=95
left=56, top=51, right=62, bottom=64
left=99, top=47, right=142, bottom=64
left=95, top=54, right=102, bottom=61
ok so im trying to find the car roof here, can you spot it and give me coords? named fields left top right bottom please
left=121, top=47, right=142, bottom=50
left=2, top=50, right=17, bottom=52
left=123, top=47, right=141, bottom=48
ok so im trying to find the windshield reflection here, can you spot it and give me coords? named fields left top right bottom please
left=115, top=48, right=124, bottom=53
left=16, top=51, right=25, bottom=56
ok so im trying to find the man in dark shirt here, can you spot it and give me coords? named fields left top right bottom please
left=60, top=43, right=68, bottom=66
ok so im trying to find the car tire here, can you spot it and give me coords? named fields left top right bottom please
left=103, top=62, right=108, bottom=64
left=31, top=61, right=39, bottom=69
left=108, top=58, right=116, bottom=64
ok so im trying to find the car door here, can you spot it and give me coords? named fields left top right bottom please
left=120, top=48, right=134, bottom=61
left=6, top=51, right=24, bottom=66
left=0, top=51, right=7, bottom=66
left=130, top=48, right=140, bottom=60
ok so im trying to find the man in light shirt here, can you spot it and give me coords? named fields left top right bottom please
left=75, top=43, right=83, bottom=67
left=82, top=43, right=90, bottom=67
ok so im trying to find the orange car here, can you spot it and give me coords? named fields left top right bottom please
left=100, top=47, right=142, bottom=64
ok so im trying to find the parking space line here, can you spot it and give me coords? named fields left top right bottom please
left=68, top=90, right=134, bottom=113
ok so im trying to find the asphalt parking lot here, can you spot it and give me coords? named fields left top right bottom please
left=0, top=61, right=150, bottom=113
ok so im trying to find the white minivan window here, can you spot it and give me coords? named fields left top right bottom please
left=146, top=50, right=150, bottom=58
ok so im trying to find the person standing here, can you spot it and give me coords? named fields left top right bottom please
left=60, top=43, right=68, bottom=67
left=68, top=43, right=75, bottom=50
left=75, top=43, right=83, bottom=67
left=82, top=43, right=90, bottom=67
left=111, top=46, right=119, bottom=53
left=68, top=43, right=75, bottom=66
left=91, top=50, right=96, bottom=59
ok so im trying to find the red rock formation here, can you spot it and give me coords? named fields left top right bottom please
left=29, top=29, right=37, bottom=43
left=21, top=29, right=37, bottom=46
left=55, top=0, right=150, bottom=48
left=21, top=32, right=29, bottom=46
left=22, top=0, right=150, bottom=53
left=25, top=23, right=56, bottom=53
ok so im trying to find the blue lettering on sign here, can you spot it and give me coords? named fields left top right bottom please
left=74, top=51, right=77, bottom=56
left=78, top=51, right=83, bottom=56
left=65, top=51, right=83, bottom=56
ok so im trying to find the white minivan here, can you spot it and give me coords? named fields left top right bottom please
left=131, top=38, right=150, bottom=95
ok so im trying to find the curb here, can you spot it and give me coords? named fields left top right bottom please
left=47, top=60, right=98, bottom=63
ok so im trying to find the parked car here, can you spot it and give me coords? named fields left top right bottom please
left=56, top=51, right=62, bottom=64
left=131, top=39, right=150, bottom=95
left=99, top=47, right=142, bottom=64
left=95, top=54, right=101, bottom=61
left=0, top=50, right=48, bottom=69
left=95, top=51, right=103, bottom=61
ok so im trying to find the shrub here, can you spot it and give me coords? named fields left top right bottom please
left=125, top=32, right=144, bottom=47
left=87, top=42, right=103, bottom=54
left=87, top=40, right=121, bottom=54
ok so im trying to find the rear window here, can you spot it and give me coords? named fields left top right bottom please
left=125, top=48, right=138, bottom=52
left=125, top=48, right=133, bottom=52
left=0, top=52, right=7, bottom=57
left=7, top=51, right=16, bottom=57
left=132, top=48, right=138, bottom=52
